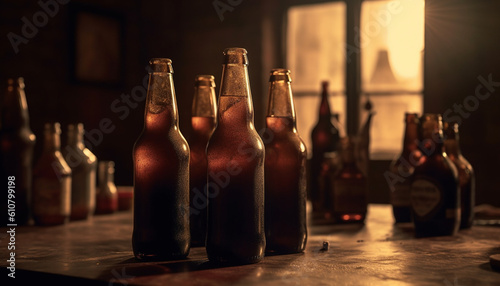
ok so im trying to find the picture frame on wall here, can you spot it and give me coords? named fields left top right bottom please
left=69, top=4, right=125, bottom=88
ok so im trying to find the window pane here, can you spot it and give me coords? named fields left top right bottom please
left=361, top=0, right=424, bottom=92
left=360, top=94, right=423, bottom=160
left=287, top=2, right=346, bottom=92
left=295, top=94, right=346, bottom=157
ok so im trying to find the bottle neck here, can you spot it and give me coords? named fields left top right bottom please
left=2, top=81, right=31, bottom=131
left=43, top=130, right=61, bottom=153
left=98, top=162, right=114, bottom=185
left=218, top=61, right=254, bottom=127
left=67, top=125, right=85, bottom=149
left=418, top=114, right=444, bottom=157
left=318, top=84, right=331, bottom=120
left=443, top=126, right=462, bottom=157
left=402, top=114, right=419, bottom=155
left=144, top=72, right=178, bottom=132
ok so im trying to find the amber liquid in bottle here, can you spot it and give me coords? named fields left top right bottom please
left=310, top=81, right=340, bottom=220
left=443, top=121, right=475, bottom=229
left=264, top=69, right=307, bottom=255
left=189, top=75, right=217, bottom=247
left=0, top=78, right=36, bottom=226
left=389, top=113, right=423, bottom=223
left=410, top=114, right=460, bottom=237
left=206, top=48, right=265, bottom=264
left=32, top=123, right=72, bottom=226
left=133, top=58, right=190, bottom=260
left=329, top=137, right=367, bottom=223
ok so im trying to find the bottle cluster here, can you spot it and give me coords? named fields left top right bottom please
left=387, top=113, right=475, bottom=237
left=132, top=48, right=308, bottom=264
left=0, top=78, right=122, bottom=227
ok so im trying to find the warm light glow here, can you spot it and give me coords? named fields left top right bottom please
left=387, top=0, right=425, bottom=79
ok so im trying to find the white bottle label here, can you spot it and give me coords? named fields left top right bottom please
left=410, top=179, right=441, bottom=217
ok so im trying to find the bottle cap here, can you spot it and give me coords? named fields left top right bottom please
left=269, top=69, right=291, bottom=82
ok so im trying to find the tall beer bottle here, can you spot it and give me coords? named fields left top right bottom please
left=264, top=69, right=307, bottom=254
left=443, top=121, right=475, bottom=229
left=310, top=81, right=340, bottom=218
left=410, top=114, right=460, bottom=237
left=206, top=48, right=265, bottom=264
left=329, top=136, right=367, bottom=223
left=0, top=78, right=36, bottom=226
left=188, top=75, right=217, bottom=247
left=133, top=58, right=190, bottom=261
left=389, top=113, right=423, bottom=223
left=32, top=123, right=72, bottom=226
left=64, top=123, right=97, bottom=220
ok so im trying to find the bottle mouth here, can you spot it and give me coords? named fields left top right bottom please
left=195, top=75, right=215, bottom=87
left=67, top=123, right=84, bottom=133
left=7, top=77, right=25, bottom=88
left=223, top=48, right=248, bottom=65
left=149, top=58, right=174, bottom=73
left=269, top=69, right=291, bottom=82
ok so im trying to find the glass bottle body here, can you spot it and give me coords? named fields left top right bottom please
left=0, top=78, right=36, bottom=225
left=327, top=137, right=367, bottom=223
left=310, top=81, right=340, bottom=219
left=264, top=69, right=307, bottom=254
left=410, top=114, right=460, bottom=237
left=132, top=58, right=190, bottom=261
left=443, top=122, right=475, bottom=229
left=189, top=75, right=217, bottom=247
left=32, top=123, right=72, bottom=226
left=206, top=48, right=265, bottom=264
left=95, top=161, right=118, bottom=215
left=64, top=123, right=97, bottom=220
left=389, top=113, right=423, bottom=223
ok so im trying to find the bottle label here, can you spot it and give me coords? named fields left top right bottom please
left=333, top=180, right=366, bottom=213
left=391, top=183, right=411, bottom=207
left=410, top=179, right=441, bottom=217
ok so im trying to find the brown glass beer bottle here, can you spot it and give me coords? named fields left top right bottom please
left=443, top=121, right=475, bottom=229
left=410, top=114, right=460, bottom=237
left=32, top=122, right=72, bottom=226
left=389, top=113, right=423, bottom=223
left=264, top=69, right=307, bottom=254
left=64, top=123, right=97, bottom=220
left=133, top=58, right=190, bottom=260
left=188, top=75, right=217, bottom=247
left=310, top=81, right=340, bottom=218
left=95, top=161, right=118, bottom=215
left=328, top=136, right=367, bottom=223
left=206, top=48, right=265, bottom=264
left=0, top=78, right=36, bottom=226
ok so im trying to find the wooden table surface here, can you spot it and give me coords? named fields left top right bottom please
left=1, top=204, right=499, bottom=285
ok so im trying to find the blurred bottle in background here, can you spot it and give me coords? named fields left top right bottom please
left=64, top=123, right=97, bottom=221
left=188, top=75, right=217, bottom=247
left=443, top=121, right=475, bottom=229
left=326, top=136, right=368, bottom=223
left=310, top=81, right=340, bottom=221
left=0, top=78, right=36, bottom=226
left=32, top=122, right=71, bottom=226
left=95, top=161, right=117, bottom=215
left=411, top=114, right=459, bottom=237
left=389, top=113, right=423, bottom=223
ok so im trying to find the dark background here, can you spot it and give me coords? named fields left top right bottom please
left=0, top=0, right=499, bottom=206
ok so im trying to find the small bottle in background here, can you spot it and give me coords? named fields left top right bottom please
left=95, top=161, right=118, bottom=215
left=32, top=122, right=72, bottom=226
left=64, top=123, right=97, bottom=221
left=443, top=121, right=475, bottom=229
